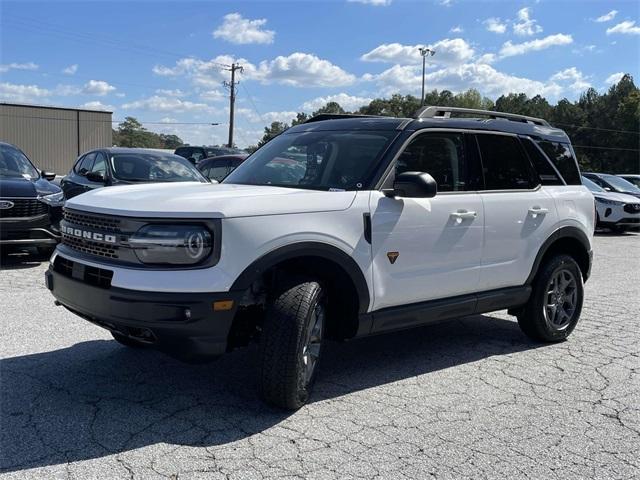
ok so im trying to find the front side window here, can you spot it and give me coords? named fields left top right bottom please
left=110, top=154, right=205, bottom=182
left=224, top=130, right=397, bottom=190
left=536, top=141, right=581, bottom=185
left=90, top=152, right=107, bottom=175
left=477, top=134, right=536, bottom=190
left=0, top=144, right=39, bottom=179
left=76, top=152, right=96, bottom=175
left=396, top=132, right=469, bottom=192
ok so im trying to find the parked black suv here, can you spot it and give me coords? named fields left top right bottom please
left=0, top=142, right=63, bottom=254
left=61, top=148, right=209, bottom=199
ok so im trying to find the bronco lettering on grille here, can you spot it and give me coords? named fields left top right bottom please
left=61, top=224, right=116, bottom=243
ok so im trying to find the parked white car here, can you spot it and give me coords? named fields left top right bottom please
left=582, top=176, right=640, bottom=232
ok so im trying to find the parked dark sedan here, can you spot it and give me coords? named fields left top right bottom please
left=61, top=148, right=209, bottom=199
left=175, top=146, right=245, bottom=165
left=0, top=142, right=63, bottom=254
left=197, top=154, right=248, bottom=182
left=583, top=172, right=640, bottom=200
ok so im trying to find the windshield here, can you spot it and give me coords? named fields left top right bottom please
left=0, top=144, right=40, bottom=179
left=582, top=176, right=605, bottom=192
left=110, top=153, right=206, bottom=183
left=621, top=176, right=640, bottom=188
left=223, top=130, right=397, bottom=190
left=601, top=174, right=640, bottom=193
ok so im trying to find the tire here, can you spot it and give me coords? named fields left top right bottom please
left=36, top=245, right=56, bottom=257
left=517, top=254, right=584, bottom=342
left=611, top=225, right=627, bottom=234
left=258, top=279, right=326, bottom=410
left=111, top=331, right=147, bottom=348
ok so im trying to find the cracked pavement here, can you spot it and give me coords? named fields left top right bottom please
left=1, top=232, right=639, bottom=479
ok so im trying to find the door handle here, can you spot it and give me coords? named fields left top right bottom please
left=450, top=210, right=477, bottom=223
left=528, top=207, right=549, bottom=218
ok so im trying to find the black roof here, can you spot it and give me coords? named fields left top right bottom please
left=288, top=115, right=569, bottom=143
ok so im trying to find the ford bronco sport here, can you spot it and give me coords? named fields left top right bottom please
left=46, top=107, right=594, bottom=410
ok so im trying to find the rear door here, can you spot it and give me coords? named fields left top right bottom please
left=369, top=131, right=485, bottom=317
left=475, top=133, right=558, bottom=291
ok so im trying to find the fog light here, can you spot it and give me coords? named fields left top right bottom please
left=213, top=300, right=234, bottom=311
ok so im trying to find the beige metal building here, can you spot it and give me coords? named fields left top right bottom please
left=0, top=103, right=112, bottom=174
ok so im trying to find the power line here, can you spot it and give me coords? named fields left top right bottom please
left=0, top=113, right=224, bottom=125
left=240, top=83, right=265, bottom=124
left=553, top=123, right=640, bottom=135
left=572, top=145, right=640, bottom=152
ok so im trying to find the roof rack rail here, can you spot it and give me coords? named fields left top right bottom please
left=304, top=113, right=385, bottom=124
left=414, top=106, right=550, bottom=127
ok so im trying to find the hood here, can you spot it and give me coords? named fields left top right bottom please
left=593, top=191, right=640, bottom=204
left=0, top=176, right=61, bottom=198
left=65, top=182, right=357, bottom=218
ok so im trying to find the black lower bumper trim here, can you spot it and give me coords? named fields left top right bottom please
left=45, top=267, right=241, bottom=361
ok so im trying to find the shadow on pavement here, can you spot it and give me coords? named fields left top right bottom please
left=0, top=247, right=52, bottom=271
left=1, top=314, right=541, bottom=472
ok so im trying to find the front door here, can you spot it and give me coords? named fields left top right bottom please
left=369, top=131, right=484, bottom=316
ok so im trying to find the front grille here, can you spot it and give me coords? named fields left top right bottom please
left=623, top=203, right=640, bottom=214
left=63, top=209, right=121, bottom=232
left=0, top=198, right=47, bottom=218
left=62, top=234, right=119, bottom=259
left=53, top=256, right=113, bottom=289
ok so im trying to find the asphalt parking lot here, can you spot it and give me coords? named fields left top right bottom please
left=1, top=232, right=639, bottom=480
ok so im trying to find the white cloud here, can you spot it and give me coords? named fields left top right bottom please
left=0, top=82, right=49, bottom=102
left=155, top=88, right=187, bottom=97
left=605, top=72, right=624, bottom=85
left=450, top=25, right=464, bottom=33
left=439, top=0, right=453, bottom=6
left=199, top=89, right=225, bottom=101
left=79, top=101, right=114, bottom=111
left=361, top=38, right=475, bottom=66
left=259, top=52, right=355, bottom=87
left=153, top=53, right=353, bottom=88
left=595, top=10, right=617, bottom=22
left=62, top=64, right=78, bottom=75
left=347, top=0, right=392, bottom=5
left=301, top=93, right=373, bottom=112
left=82, top=80, right=116, bottom=96
left=549, top=67, right=591, bottom=92
left=0, top=62, right=38, bottom=73
left=606, top=20, right=640, bottom=35
left=121, top=95, right=218, bottom=114
left=513, top=7, right=542, bottom=36
left=484, top=18, right=507, bottom=34
left=499, top=34, right=573, bottom=58
left=213, top=13, right=275, bottom=44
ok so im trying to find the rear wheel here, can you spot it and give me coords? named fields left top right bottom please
left=258, top=278, right=326, bottom=410
left=517, top=254, right=583, bottom=342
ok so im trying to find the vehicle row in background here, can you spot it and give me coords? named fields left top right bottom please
left=0, top=142, right=64, bottom=254
left=583, top=172, right=640, bottom=199
left=174, top=145, right=244, bottom=165
left=60, top=148, right=209, bottom=199
left=196, top=154, right=248, bottom=182
left=582, top=175, right=640, bottom=233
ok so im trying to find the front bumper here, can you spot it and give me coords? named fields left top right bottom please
left=0, top=211, right=61, bottom=246
left=45, top=258, right=242, bottom=361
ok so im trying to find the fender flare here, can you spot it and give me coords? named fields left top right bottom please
left=525, top=226, right=592, bottom=284
left=231, top=242, right=370, bottom=314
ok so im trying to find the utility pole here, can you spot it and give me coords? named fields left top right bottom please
left=418, top=47, right=436, bottom=106
left=223, top=63, right=243, bottom=148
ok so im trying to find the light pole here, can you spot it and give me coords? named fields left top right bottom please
left=418, top=47, right=436, bottom=106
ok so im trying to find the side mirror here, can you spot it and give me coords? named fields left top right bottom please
left=86, top=171, right=106, bottom=184
left=384, top=172, right=437, bottom=198
left=604, top=187, right=611, bottom=191
left=41, top=170, right=56, bottom=181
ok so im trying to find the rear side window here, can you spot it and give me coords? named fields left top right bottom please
left=476, top=134, right=536, bottom=190
left=521, top=138, right=563, bottom=185
left=536, top=141, right=581, bottom=185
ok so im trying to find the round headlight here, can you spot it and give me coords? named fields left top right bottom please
left=130, top=225, right=212, bottom=265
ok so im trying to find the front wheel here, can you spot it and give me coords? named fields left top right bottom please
left=111, top=331, right=147, bottom=348
left=517, top=254, right=584, bottom=342
left=258, top=279, right=326, bottom=410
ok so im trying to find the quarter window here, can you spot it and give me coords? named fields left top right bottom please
left=536, top=141, right=581, bottom=185
left=396, top=132, right=469, bottom=192
left=521, top=138, right=563, bottom=186
left=476, top=134, right=536, bottom=190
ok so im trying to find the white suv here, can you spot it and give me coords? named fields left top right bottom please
left=46, top=107, right=594, bottom=409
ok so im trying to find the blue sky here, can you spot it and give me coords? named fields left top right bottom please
left=1, top=0, right=639, bottom=147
